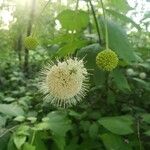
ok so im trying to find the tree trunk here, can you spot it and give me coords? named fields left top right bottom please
left=23, top=0, right=36, bottom=77
left=17, top=34, right=22, bottom=66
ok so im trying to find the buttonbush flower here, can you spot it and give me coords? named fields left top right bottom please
left=126, top=68, right=135, bottom=76
left=24, top=36, right=38, bottom=50
left=139, top=72, right=146, bottom=79
left=39, top=58, right=89, bottom=107
left=96, top=49, right=118, bottom=71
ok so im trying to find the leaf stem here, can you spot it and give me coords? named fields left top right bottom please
left=31, top=130, right=36, bottom=145
left=99, top=0, right=109, bottom=49
left=88, top=0, right=102, bottom=45
left=137, top=118, right=142, bottom=150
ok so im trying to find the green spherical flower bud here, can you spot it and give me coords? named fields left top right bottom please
left=24, top=36, right=38, bottom=50
left=96, top=49, right=118, bottom=71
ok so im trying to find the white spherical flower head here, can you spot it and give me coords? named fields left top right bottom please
left=39, top=58, right=89, bottom=107
left=126, top=68, right=134, bottom=76
left=139, top=72, right=146, bottom=79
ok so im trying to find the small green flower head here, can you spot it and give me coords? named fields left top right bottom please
left=24, top=36, right=38, bottom=50
left=96, top=49, right=119, bottom=71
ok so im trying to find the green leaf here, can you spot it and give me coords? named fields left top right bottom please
left=106, top=9, right=141, bottom=30
left=16, top=125, right=30, bottom=136
left=14, top=135, right=26, bottom=149
left=141, top=114, right=150, bottom=124
left=77, top=43, right=102, bottom=69
left=98, top=115, right=134, bottom=135
left=144, top=130, right=150, bottom=136
left=89, top=123, right=99, bottom=139
left=57, top=9, right=89, bottom=31
left=107, top=90, right=116, bottom=104
left=0, top=132, right=10, bottom=150
left=46, top=111, right=71, bottom=137
left=0, top=104, right=24, bottom=117
left=133, top=78, right=150, bottom=91
left=100, top=133, right=132, bottom=150
left=0, top=116, right=6, bottom=127
left=35, top=122, right=50, bottom=131
left=36, top=111, right=71, bottom=150
left=31, top=132, right=47, bottom=150
left=14, top=116, right=25, bottom=122
left=23, top=143, right=36, bottom=150
left=99, top=18, right=137, bottom=63
left=7, top=136, right=18, bottom=150
left=3, top=97, right=16, bottom=102
left=27, top=117, right=37, bottom=123
left=53, top=135, right=65, bottom=150
left=105, top=0, right=132, bottom=13
left=77, top=43, right=106, bottom=87
left=56, top=39, right=86, bottom=57
left=111, top=69, right=130, bottom=92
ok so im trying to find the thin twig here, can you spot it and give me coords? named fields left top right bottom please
left=88, top=0, right=102, bottom=45
left=99, top=0, right=109, bottom=49
left=0, top=125, right=18, bottom=138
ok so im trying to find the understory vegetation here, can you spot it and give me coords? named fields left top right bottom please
left=0, top=0, right=150, bottom=150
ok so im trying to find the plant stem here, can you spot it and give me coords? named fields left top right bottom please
left=137, top=118, right=142, bottom=150
left=88, top=0, right=102, bottom=45
left=99, top=0, right=109, bottom=49
left=0, top=125, right=18, bottom=138
left=31, top=130, right=36, bottom=145
left=75, top=0, right=79, bottom=10
left=24, top=0, right=36, bottom=77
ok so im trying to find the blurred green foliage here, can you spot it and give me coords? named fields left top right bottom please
left=0, top=0, right=150, bottom=150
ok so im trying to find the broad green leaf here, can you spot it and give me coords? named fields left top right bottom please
left=99, top=18, right=137, bottom=63
left=0, top=104, right=24, bottom=117
left=7, top=136, right=18, bottom=150
left=77, top=43, right=106, bottom=86
left=51, top=33, right=84, bottom=45
left=14, top=116, right=25, bottom=122
left=31, top=132, right=47, bottom=150
left=56, top=39, right=86, bottom=57
left=106, top=9, right=141, bottom=30
left=53, top=135, right=65, bottom=150
left=57, top=9, right=89, bottom=31
left=77, top=43, right=102, bottom=69
left=0, top=116, right=6, bottom=127
left=36, top=111, right=71, bottom=150
left=105, top=0, right=132, bottom=13
left=100, top=133, right=132, bottom=150
left=14, top=135, right=26, bottom=150
left=98, top=115, right=134, bottom=135
left=51, top=33, right=86, bottom=57
left=23, top=143, right=35, bottom=150
left=16, top=125, right=30, bottom=136
left=3, top=97, right=16, bottom=102
left=46, top=111, right=71, bottom=137
left=144, top=130, right=150, bottom=136
left=141, top=114, right=150, bottom=124
left=111, top=69, right=131, bottom=92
